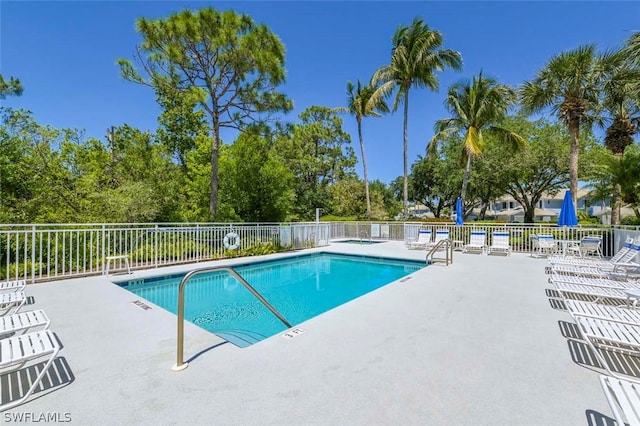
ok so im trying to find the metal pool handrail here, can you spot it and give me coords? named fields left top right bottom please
left=172, top=266, right=293, bottom=371
left=426, top=239, right=453, bottom=266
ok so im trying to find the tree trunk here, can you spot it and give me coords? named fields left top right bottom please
left=210, top=122, right=220, bottom=219
left=460, top=153, right=472, bottom=202
left=568, top=118, right=580, bottom=216
left=612, top=183, right=622, bottom=225
left=479, top=203, right=488, bottom=220
left=402, top=90, right=409, bottom=217
left=524, top=209, right=535, bottom=223
left=357, top=117, right=371, bottom=219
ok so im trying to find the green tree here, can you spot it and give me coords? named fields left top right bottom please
left=339, top=80, right=389, bottom=219
left=155, top=82, right=208, bottom=169
left=520, top=44, right=609, bottom=212
left=429, top=72, right=526, bottom=204
left=410, top=147, right=461, bottom=218
left=0, top=74, right=23, bottom=99
left=219, top=128, right=294, bottom=222
left=118, top=7, right=292, bottom=219
left=598, top=50, right=640, bottom=224
left=481, top=115, right=576, bottom=223
left=588, top=144, right=640, bottom=219
left=372, top=17, right=462, bottom=217
left=369, top=180, right=401, bottom=219
left=275, top=106, right=356, bottom=220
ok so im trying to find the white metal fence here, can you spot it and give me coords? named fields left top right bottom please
left=0, top=222, right=330, bottom=283
left=1, top=221, right=638, bottom=284
left=329, top=221, right=640, bottom=257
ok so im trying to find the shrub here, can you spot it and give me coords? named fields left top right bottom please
left=621, top=215, right=640, bottom=226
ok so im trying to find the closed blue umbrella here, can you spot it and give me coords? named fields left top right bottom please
left=455, top=197, right=464, bottom=226
left=558, top=190, right=578, bottom=226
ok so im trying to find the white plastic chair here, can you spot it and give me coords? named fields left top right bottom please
left=600, top=375, right=640, bottom=426
left=0, top=330, right=61, bottom=411
left=538, top=234, right=558, bottom=257
left=0, top=309, right=50, bottom=336
left=488, top=231, right=511, bottom=256
left=463, top=231, right=486, bottom=254
left=0, top=280, right=26, bottom=293
left=567, top=235, right=603, bottom=258
left=408, top=230, right=432, bottom=250
left=425, top=229, right=450, bottom=251
left=0, top=291, right=26, bottom=316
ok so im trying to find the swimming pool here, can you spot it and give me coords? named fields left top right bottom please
left=117, top=253, right=424, bottom=347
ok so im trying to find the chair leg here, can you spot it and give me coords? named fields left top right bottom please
left=0, top=346, right=60, bottom=411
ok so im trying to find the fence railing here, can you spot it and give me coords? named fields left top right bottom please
left=329, top=221, right=640, bottom=258
left=0, top=222, right=330, bottom=283
left=1, top=221, right=638, bottom=284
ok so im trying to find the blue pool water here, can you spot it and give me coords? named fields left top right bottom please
left=117, top=253, right=424, bottom=347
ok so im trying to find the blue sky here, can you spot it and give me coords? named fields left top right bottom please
left=2, top=1, right=639, bottom=184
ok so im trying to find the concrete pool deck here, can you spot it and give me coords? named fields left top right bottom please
left=2, top=241, right=619, bottom=424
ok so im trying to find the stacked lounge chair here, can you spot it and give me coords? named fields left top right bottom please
left=544, top=236, right=640, bottom=426
left=0, top=279, right=63, bottom=412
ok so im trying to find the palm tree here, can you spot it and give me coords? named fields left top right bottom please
left=520, top=44, right=608, bottom=212
left=341, top=80, right=389, bottom=219
left=429, top=72, right=526, bottom=204
left=598, top=49, right=640, bottom=224
left=372, top=17, right=462, bottom=217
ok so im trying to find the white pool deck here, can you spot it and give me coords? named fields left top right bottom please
left=2, top=241, right=621, bottom=424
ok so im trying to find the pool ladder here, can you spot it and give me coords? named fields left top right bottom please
left=426, top=239, right=454, bottom=266
left=172, top=266, right=292, bottom=371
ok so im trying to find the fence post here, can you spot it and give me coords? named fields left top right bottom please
left=31, top=225, right=36, bottom=284
left=101, top=224, right=106, bottom=274
left=154, top=224, right=159, bottom=268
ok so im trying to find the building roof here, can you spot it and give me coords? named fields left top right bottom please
left=593, top=205, right=636, bottom=218
left=495, top=207, right=558, bottom=218
left=494, top=188, right=591, bottom=203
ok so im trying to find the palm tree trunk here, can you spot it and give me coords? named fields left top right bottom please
left=403, top=90, right=409, bottom=217
left=612, top=183, right=622, bottom=225
left=357, top=117, right=371, bottom=219
left=460, top=153, right=472, bottom=202
left=568, top=118, right=580, bottom=215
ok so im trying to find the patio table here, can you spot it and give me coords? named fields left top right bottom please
left=557, top=240, right=581, bottom=257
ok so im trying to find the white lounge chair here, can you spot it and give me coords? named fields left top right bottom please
left=408, top=230, right=432, bottom=250
left=487, top=231, right=511, bottom=256
left=531, top=234, right=556, bottom=258
left=0, top=291, right=26, bottom=316
left=463, top=231, right=486, bottom=254
left=548, top=273, right=640, bottom=290
left=574, top=315, right=640, bottom=382
left=600, top=375, right=640, bottom=426
left=564, top=300, right=640, bottom=323
left=549, top=237, right=638, bottom=267
left=0, top=330, right=61, bottom=411
left=552, top=281, right=631, bottom=303
left=566, top=235, right=603, bottom=258
left=425, top=229, right=450, bottom=251
left=0, top=310, right=50, bottom=337
left=537, top=234, right=558, bottom=257
left=545, top=263, right=639, bottom=281
left=0, top=280, right=25, bottom=293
